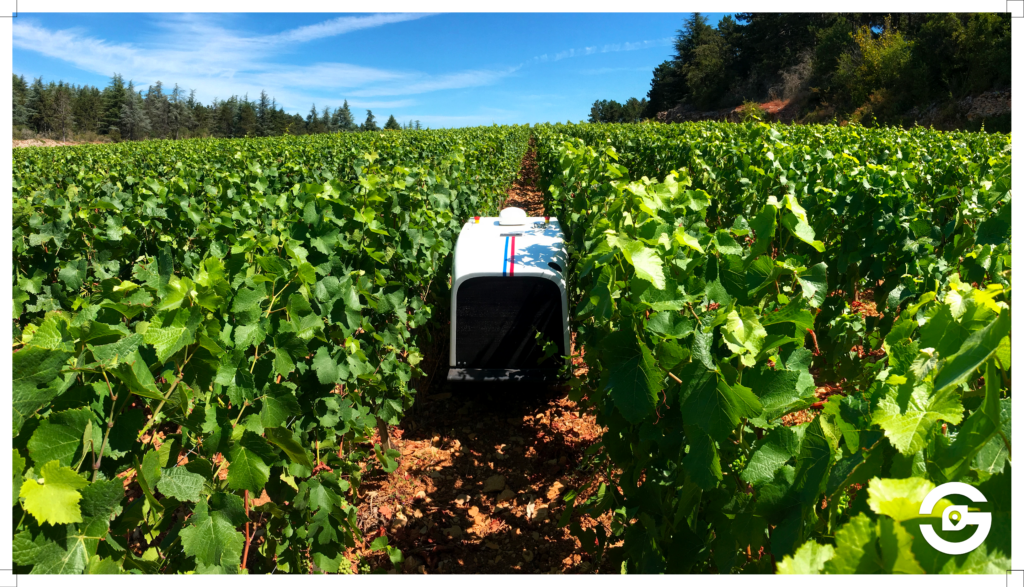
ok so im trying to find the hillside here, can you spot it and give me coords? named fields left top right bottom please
left=656, top=89, right=1011, bottom=132
left=590, top=13, right=1012, bottom=133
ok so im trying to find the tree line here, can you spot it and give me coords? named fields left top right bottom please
left=590, top=13, right=1011, bottom=126
left=12, top=73, right=421, bottom=141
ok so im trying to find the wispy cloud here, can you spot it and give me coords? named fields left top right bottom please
left=348, top=66, right=521, bottom=98
left=12, top=14, right=507, bottom=111
left=346, top=98, right=418, bottom=109
left=264, top=13, right=434, bottom=44
left=578, top=66, right=652, bottom=75
left=532, top=37, right=673, bottom=64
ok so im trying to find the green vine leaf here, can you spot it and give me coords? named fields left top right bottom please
left=20, top=460, right=89, bottom=526
left=158, top=466, right=206, bottom=502
left=180, top=500, right=245, bottom=569
left=600, top=331, right=661, bottom=424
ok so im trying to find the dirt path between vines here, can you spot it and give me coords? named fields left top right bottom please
left=352, top=143, right=614, bottom=574
left=502, top=139, right=546, bottom=216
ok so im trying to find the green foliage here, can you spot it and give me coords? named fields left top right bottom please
left=533, top=120, right=1010, bottom=574
left=738, top=101, right=766, bottom=123
left=12, top=126, right=529, bottom=573
left=634, top=13, right=1010, bottom=129
left=834, top=18, right=916, bottom=110
left=383, top=115, right=402, bottom=131
left=588, top=98, right=649, bottom=124
left=20, top=461, right=90, bottom=526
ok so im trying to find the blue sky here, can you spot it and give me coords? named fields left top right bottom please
left=13, top=13, right=729, bottom=128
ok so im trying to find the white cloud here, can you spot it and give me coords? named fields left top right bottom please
left=578, top=66, right=652, bottom=75
left=12, top=14, right=447, bottom=112
left=533, top=37, right=673, bottom=64
left=13, top=15, right=669, bottom=120
left=265, top=13, right=434, bottom=44
left=348, top=66, right=520, bottom=98
left=346, top=99, right=418, bottom=109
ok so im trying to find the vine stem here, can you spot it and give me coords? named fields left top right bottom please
left=92, top=369, right=126, bottom=481
left=242, top=489, right=252, bottom=570
left=137, top=375, right=181, bottom=441
left=687, top=303, right=702, bottom=323
left=377, top=418, right=392, bottom=452
left=232, top=401, right=250, bottom=428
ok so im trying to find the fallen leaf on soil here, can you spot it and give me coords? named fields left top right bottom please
left=497, top=488, right=516, bottom=503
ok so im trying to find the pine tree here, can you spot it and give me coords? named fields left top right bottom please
left=320, top=106, right=332, bottom=133
left=361, top=110, right=378, bottom=131
left=53, top=83, right=75, bottom=141
left=102, top=74, right=127, bottom=136
left=237, top=101, right=258, bottom=137
left=26, top=77, right=49, bottom=134
left=329, top=107, right=343, bottom=132
left=11, top=84, right=21, bottom=125
left=337, top=100, right=357, bottom=131
left=415, top=120, right=421, bottom=130
left=186, top=89, right=204, bottom=137
left=12, top=74, right=32, bottom=128
left=216, top=96, right=238, bottom=137
left=384, top=114, right=401, bottom=130
left=144, top=81, right=168, bottom=138
left=119, top=82, right=151, bottom=140
left=167, top=84, right=192, bottom=140
left=306, top=104, right=319, bottom=134
left=256, top=90, right=272, bottom=137
left=72, top=85, right=103, bottom=135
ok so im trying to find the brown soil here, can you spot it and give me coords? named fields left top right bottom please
left=354, top=381, right=614, bottom=574
left=757, top=99, right=803, bottom=123
left=13, top=138, right=105, bottom=148
left=656, top=97, right=804, bottom=125
left=503, top=141, right=546, bottom=216
left=850, top=288, right=882, bottom=320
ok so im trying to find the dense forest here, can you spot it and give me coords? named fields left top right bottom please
left=12, top=73, right=419, bottom=142
left=590, top=13, right=1012, bottom=129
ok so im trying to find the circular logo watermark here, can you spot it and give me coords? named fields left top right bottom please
left=919, top=482, right=991, bottom=555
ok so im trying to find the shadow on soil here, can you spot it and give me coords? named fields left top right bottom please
left=358, top=376, right=610, bottom=574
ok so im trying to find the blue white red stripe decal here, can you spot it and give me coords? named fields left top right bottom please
left=502, top=236, right=509, bottom=276
left=501, top=236, right=516, bottom=276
